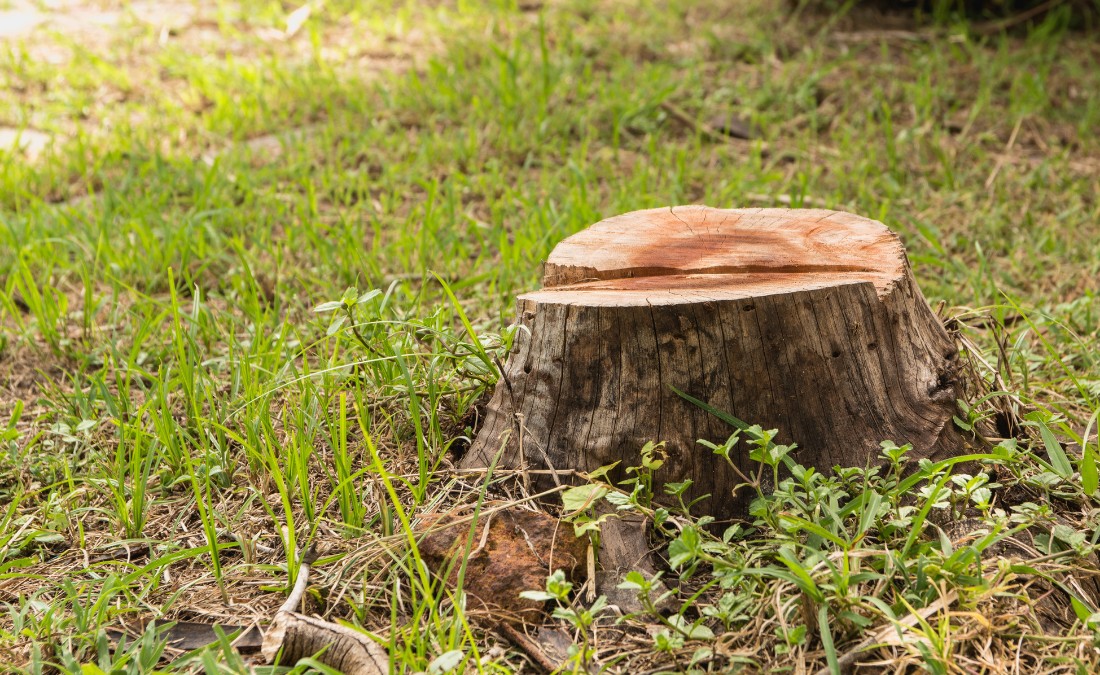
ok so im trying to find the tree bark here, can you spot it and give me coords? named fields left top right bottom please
left=462, top=206, right=964, bottom=521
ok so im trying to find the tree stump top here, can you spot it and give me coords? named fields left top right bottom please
left=533, top=206, right=906, bottom=306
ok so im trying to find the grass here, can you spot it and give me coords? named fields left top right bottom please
left=0, top=0, right=1099, bottom=672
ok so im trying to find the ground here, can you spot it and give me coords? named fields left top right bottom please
left=0, top=0, right=1099, bottom=673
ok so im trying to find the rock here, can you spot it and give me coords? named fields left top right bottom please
left=417, top=505, right=588, bottom=624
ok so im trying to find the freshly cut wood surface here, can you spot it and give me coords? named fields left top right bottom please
left=542, top=206, right=904, bottom=292
left=463, top=206, right=964, bottom=521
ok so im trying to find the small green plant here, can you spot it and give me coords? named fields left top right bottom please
left=618, top=440, right=666, bottom=508
left=313, top=286, right=384, bottom=355
left=322, top=391, right=368, bottom=536
left=521, top=570, right=608, bottom=672
left=57, top=620, right=170, bottom=675
left=101, top=419, right=156, bottom=539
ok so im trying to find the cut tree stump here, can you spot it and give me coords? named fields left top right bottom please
left=461, top=206, right=964, bottom=520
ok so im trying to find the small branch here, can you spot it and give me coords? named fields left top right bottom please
left=278, top=546, right=316, bottom=614
left=817, top=590, right=958, bottom=675
left=833, top=29, right=927, bottom=44
left=971, top=0, right=1067, bottom=35
left=660, top=101, right=756, bottom=146
left=497, top=623, right=558, bottom=674
left=468, top=513, right=494, bottom=558
left=744, top=192, right=829, bottom=208
left=984, top=117, right=1024, bottom=190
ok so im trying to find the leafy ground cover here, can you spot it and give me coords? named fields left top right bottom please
left=0, top=0, right=1098, bottom=672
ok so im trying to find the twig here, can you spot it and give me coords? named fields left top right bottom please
left=451, top=468, right=578, bottom=476
left=971, top=0, right=1067, bottom=35
left=278, top=546, right=316, bottom=614
left=818, top=590, right=958, bottom=675
left=517, top=412, right=532, bottom=493
left=744, top=192, right=829, bottom=208
left=468, top=512, right=494, bottom=558
left=526, top=432, right=562, bottom=488
left=659, top=101, right=757, bottom=146
left=497, top=623, right=558, bottom=674
left=585, top=543, right=596, bottom=602
left=832, top=29, right=927, bottom=44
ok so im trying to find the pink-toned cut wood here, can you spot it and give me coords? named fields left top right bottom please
left=542, top=206, right=905, bottom=293
left=462, top=206, right=966, bottom=522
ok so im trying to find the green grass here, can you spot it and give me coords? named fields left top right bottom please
left=1, top=0, right=1099, bottom=672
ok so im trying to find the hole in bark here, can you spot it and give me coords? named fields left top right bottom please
left=831, top=350, right=841, bottom=358
left=743, top=304, right=755, bottom=311
left=523, top=363, right=532, bottom=373
left=928, top=371, right=955, bottom=399
left=867, top=342, right=877, bottom=350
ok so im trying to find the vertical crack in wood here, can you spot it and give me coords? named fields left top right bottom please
left=868, top=283, right=943, bottom=436
left=713, top=300, right=747, bottom=506
left=647, top=298, right=663, bottom=460
left=747, top=296, right=788, bottom=442
left=684, top=301, right=707, bottom=503
left=813, top=286, right=890, bottom=441
left=577, top=307, right=601, bottom=472
left=543, top=304, right=572, bottom=480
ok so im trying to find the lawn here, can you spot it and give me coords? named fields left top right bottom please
left=1, top=0, right=1099, bottom=672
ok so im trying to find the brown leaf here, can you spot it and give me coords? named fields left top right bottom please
left=107, top=621, right=263, bottom=653
left=705, top=112, right=758, bottom=140
left=262, top=611, right=388, bottom=674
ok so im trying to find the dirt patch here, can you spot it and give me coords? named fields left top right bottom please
left=0, top=127, right=52, bottom=159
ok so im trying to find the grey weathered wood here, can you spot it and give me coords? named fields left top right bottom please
left=463, top=206, right=963, bottom=520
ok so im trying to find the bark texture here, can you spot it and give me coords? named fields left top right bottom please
left=462, top=206, right=964, bottom=520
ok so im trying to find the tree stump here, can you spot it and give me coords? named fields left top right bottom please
left=462, top=206, right=964, bottom=520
